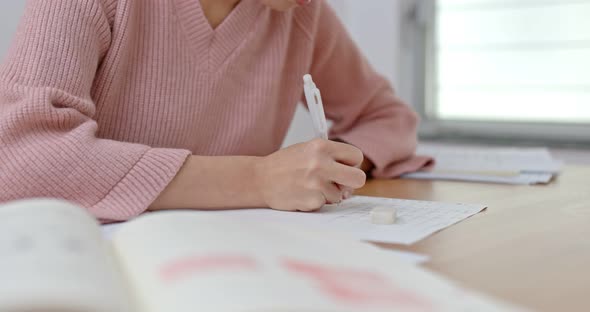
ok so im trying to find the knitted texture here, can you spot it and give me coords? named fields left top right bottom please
left=0, top=0, right=429, bottom=221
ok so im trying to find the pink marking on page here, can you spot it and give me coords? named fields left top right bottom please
left=159, top=254, right=258, bottom=283
left=282, top=258, right=432, bottom=311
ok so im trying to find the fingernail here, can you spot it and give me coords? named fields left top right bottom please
left=296, top=0, right=311, bottom=6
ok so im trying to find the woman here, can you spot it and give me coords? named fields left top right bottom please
left=0, top=0, right=430, bottom=222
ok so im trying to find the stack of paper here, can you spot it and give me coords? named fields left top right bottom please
left=403, top=145, right=563, bottom=185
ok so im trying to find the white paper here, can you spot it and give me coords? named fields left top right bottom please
left=200, top=196, right=486, bottom=245
left=379, top=249, right=430, bottom=264
left=0, top=199, right=133, bottom=312
left=404, top=171, right=554, bottom=185
left=101, top=223, right=124, bottom=239
left=405, top=145, right=562, bottom=184
left=109, top=212, right=524, bottom=312
left=101, top=223, right=430, bottom=265
left=416, top=145, right=563, bottom=174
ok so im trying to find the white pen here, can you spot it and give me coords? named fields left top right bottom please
left=304, top=74, right=347, bottom=205
left=303, top=74, right=328, bottom=140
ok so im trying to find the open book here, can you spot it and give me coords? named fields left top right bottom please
left=0, top=199, right=525, bottom=312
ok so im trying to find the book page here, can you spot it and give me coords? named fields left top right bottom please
left=0, top=199, right=134, bottom=312
left=111, top=212, right=525, bottom=312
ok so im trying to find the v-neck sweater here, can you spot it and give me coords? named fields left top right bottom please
left=0, top=0, right=430, bottom=221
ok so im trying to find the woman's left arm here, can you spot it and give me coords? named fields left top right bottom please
left=300, top=1, right=430, bottom=178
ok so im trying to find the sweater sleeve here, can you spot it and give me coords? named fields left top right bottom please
left=301, top=1, right=432, bottom=178
left=0, top=0, right=191, bottom=222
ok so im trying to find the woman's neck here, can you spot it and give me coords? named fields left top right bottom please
left=199, top=0, right=241, bottom=29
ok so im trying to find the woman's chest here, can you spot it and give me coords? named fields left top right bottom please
left=92, top=8, right=313, bottom=155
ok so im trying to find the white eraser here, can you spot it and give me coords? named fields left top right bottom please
left=370, top=206, right=397, bottom=225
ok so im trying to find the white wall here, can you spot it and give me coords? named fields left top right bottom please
left=0, top=1, right=26, bottom=60
left=0, top=1, right=403, bottom=147
left=283, top=0, right=404, bottom=146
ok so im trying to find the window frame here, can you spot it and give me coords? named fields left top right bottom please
left=399, top=0, right=590, bottom=145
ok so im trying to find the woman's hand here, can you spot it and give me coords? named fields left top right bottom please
left=255, top=139, right=366, bottom=212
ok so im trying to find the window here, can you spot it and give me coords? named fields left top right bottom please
left=403, top=0, right=590, bottom=143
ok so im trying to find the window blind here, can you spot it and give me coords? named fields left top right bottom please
left=434, top=0, right=590, bottom=123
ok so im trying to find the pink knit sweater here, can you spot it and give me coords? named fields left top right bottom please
left=0, top=0, right=430, bottom=221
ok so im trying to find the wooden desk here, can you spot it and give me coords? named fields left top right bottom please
left=357, top=166, right=590, bottom=312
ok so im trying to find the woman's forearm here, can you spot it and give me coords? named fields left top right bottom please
left=151, top=155, right=372, bottom=211
left=149, top=140, right=367, bottom=212
left=149, top=155, right=266, bottom=211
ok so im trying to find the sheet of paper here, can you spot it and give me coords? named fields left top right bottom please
left=198, top=196, right=486, bottom=245
left=101, top=223, right=124, bottom=239
left=404, top=171, right=554, bottom=185
left=415, top=145, right=563, bottom=174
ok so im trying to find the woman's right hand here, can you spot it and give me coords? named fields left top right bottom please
left=255, top=139, right=366, bottom=212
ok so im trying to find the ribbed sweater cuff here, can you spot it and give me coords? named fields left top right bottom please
left=336, top=128, right=391, bottom=173
left=335, top=128, right=431, bottom=179
left=90, top=148, right=191, bottom=222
